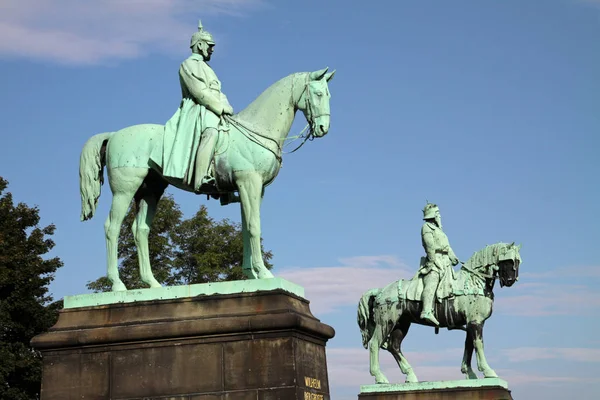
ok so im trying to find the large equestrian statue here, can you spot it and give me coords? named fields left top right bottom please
left=78, top=21, right=335, bottom=291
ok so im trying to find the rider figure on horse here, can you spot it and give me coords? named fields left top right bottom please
left=418, top=203, right=460, bottom=326
left=158, top=20, right=233, bottom=194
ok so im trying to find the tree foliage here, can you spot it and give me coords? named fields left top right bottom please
left=86, top=195, right=183, bottom=292
left=0, top=177, right=63, bottom=400
left=87, top=196, right=272, bottom=292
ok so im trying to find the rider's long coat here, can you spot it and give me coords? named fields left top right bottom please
left=418, top=221, right=458, bottom=300
left=151, top=53, right=231, bottom=184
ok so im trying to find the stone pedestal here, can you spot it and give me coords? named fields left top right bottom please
left=358, top=379, right=513, bottom=400
left=31, top=280, right=334, bottom=400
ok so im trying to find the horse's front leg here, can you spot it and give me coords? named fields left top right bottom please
left=461, top=329, right=478, bottom=379
left=467, top=322, right=497, bottom=378
left=237, top=172, right=274, bottom=279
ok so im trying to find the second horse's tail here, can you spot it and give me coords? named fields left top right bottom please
left=357, top=288, right=380, bottom=349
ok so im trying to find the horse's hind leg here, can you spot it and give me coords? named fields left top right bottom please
left=105, top=167, right=146, bottom=291
left=461, top=329, right=478, bottom=379
left=369, top=331, right=389, bottom=384
left=388, top=322, right=418, bottom=383
left=132, top=176, right=167, bottom=288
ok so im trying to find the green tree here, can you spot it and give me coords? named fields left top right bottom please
left=171, top=205, right=273, bottom=284
left=87, top=199, right=273, bottom=291
left=86, top=195, right=182, bottom=292
left=0, top=177, right=63, bottom=400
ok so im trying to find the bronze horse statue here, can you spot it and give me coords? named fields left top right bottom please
left=358, top=242, right=521, bottom=383
left=79, top=68, right=335, bottom=291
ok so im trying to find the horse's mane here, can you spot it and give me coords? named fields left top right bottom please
left=235, top=72, right=303, bottom=121
left=463, top=242, right=509, bottom=272
left=228, top=72, right=306, bottom=146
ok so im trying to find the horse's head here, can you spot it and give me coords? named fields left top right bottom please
left=497, top=243, right=522, bottom=287
left=299, top=67, right=335, bottom=138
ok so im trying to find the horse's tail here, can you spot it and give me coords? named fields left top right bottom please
left=79, top=132, right=113, bottom=221
left=357, top=288, right=380, bottom=349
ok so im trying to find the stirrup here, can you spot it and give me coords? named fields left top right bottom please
left=201, top=175, right=215, bottom=185
left=195, top=176, right=216, bottom=193
left=420, top=311, right=440, bottom=326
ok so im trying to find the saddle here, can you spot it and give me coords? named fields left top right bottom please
left=374, top=258, right=485, bottom=306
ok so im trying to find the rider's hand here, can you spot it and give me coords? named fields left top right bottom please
left=223, top=105, right=234, bottom=116
left=451, top=257, right=459, bottom=266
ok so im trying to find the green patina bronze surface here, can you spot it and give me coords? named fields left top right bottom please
left=360, top=378, right=509, bottom=393
left=358, top=203, right=522, bottom=385
left=64, top=277, right=304, bottom=308
left=79, top=20, right=335, bottom=291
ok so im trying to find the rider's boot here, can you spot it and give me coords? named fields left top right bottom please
left=420, top=272, right=440, bottom=326
left=194, top=128, right=218, bottom=193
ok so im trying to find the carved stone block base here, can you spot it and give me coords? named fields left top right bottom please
left=32, top=288, right=335, bottom=400
left=358, top=379, right=513, bottom=400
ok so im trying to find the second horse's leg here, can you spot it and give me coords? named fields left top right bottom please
left=461, top=328, right=478, bottom=379
left=468, top=322, right=497, bottom=378
left=369, top=331, right=390, bottom=384
left=388, top=322, right=418, bottom=383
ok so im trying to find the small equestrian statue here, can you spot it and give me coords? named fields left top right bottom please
left=78, top=20, right=335, bottom=291
left=357, top=203, right=522, bottom=383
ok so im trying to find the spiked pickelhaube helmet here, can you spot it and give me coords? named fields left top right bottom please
left=190, top=20, right=215, bottom=49
left=422, top=202, right=439, bottom=220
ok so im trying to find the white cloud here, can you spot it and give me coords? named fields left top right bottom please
left=326, top=347, right=597, bottom=389
left=280, top=255, right=413, bottom=314
left=496, top=283, right=600, bottom=316
left=326, top=347, right=464, bottom=386
left=280, top=257, right=600, bottom=317
left=521, top=265, right=600, bottom=280
left=503, top=347, right=600, bottom=363
left=489, top=264, right=600, bottom=316
left=0, top=0, right=263, bottom=65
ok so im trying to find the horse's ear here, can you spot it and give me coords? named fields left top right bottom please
left=517, top=243, right=522, bottom=250
left=325, top=69, right=336, bottom=82
left=310, top=67, right=329, bottom=81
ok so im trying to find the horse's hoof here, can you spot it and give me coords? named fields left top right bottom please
left=257, top=268, right=275, bottom=279
left=375, top=375, right=389, bottom=384
left=483, top=369, right=498, bottom=378
left=243, top=268, right=258, bottom=279
left=405, top=374, right=418, bottom=383
left=112, top=281, right=127, bottom=292
left=463, top=371, right=478, bottom=380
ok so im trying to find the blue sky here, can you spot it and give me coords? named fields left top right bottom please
left=1, top=0, right=599, bottom=398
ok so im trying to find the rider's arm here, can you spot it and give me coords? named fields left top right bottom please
left=220, top=92, right=231, bottom=107
left=220, top=93, right=233, bottom=115
left=179, top=62, right=224, bottom=116
left=448, top=246, right=459, bottom=264
left=422, top=230, right=438, bottom=264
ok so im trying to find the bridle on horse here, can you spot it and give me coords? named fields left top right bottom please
left=461, top=262, right=497, bottom=281
left=223, top=72, right=324, bottom=163
left=283, top=72, right=329, bottom=154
